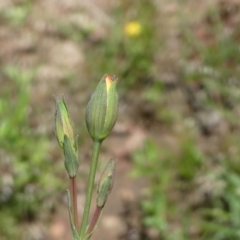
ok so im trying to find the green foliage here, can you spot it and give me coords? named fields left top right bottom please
left=141, top=81, right=165, bottom=103
left=0, top=66, right=59, bottom=239
left=132, top=137, right=240, bottom=240
left=1, top=0, right=32, bottom=26
left=200, top=159, right=240, bottom=240
left=84, top=0, right=158, bottom=88
left=181, top=4, right=240, bottom=117
left=178, top=138, right=202, bottom=181
left=132, top=139, right=189, bottom=239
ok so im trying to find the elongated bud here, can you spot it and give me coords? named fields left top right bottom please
left=85, top=75, right=118, bottom=142
left=63, top=135, right=79, bottom=178
left=97, top=159, right=117, bottom=208
left=55, top=98, right=74, bottom=148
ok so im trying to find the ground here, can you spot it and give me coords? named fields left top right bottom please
left=1, top=0, right=240, bottom=240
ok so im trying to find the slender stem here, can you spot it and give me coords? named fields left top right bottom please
left=70, top=176, right=79, bottom=229
left=79, top=140, right=102, bottom=238
left=87, top=206, right=102, bottom=238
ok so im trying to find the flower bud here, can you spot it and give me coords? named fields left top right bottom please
left=55, top=98, right=74, bottom=148
left=85, top=75, right=118, bottom=142
left=97, top=159, right=117, bottom=208
left=63, top=135, right=79, bottom=178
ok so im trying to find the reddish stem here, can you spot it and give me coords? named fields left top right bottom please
left=87, top=206, right=102, bottom=236
left=70, top=176, right=78, bottom=228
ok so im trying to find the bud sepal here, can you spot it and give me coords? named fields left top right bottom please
left=85, top=75, right=118, bottom=142
left=97, top=159, right=117, bottom=208
left=55, top=98, right=74, bottom=148
left=63, top=135, right=79, bottom=178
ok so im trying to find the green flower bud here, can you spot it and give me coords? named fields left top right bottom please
left=55, top=98, right=74, bottom=148
left=63, top=135, right=79, bottom=178
left=85, top=75, right=118, bottom=142
left=97, top=159, right=117, bottom=208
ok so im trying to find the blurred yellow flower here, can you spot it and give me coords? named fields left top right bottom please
left=124, top=21, right=142, bottom=37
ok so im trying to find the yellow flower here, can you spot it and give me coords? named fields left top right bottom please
left=124, top=21, right=142, bottom=37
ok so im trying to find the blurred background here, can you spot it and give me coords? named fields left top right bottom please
left=1, top=0, right=240, bottom=239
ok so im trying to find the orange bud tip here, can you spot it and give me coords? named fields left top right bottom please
left=105, top=74, right=114, bottom=92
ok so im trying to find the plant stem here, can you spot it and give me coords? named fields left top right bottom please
left=70, top=176, right=79, bottom=229
left=79, top=140, right=102, bottom=238
left=87, top=206, right=102, bottom=238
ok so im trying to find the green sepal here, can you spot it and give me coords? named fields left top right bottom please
left=55, top=98, right=74, bottom=148
left=104, top=80, right=118, bottom=137
left=97, top=159, right=117, bottom=207
left=85, top=75, right=118, bottom=142
left=63, top=135, right=79, bottom=178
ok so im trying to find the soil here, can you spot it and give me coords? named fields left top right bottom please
left=1, top=1, right=151, bottom=239
left=1, top=0, right=240, bottom=239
